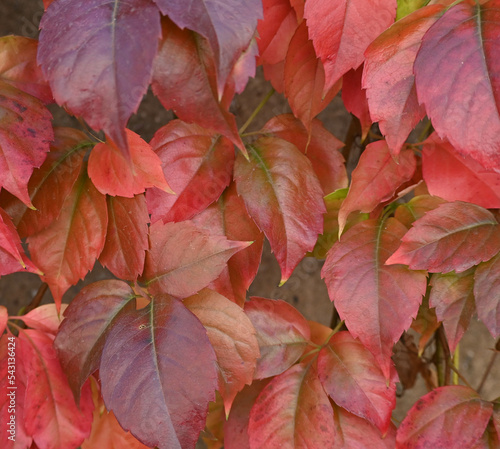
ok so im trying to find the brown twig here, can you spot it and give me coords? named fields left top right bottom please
left=24, top=282, right=48, bottom=315
left=434, top=326, right=451, bottom=386
left=477, top=339, right=500, bottom=394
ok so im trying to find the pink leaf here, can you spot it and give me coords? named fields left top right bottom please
left=474, top=253, right=500, bottom=338
left=14, top=304, right=68, bottom=335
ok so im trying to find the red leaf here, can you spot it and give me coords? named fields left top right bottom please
left=224, top=380, right=270, bottom=449
left=261, top=114, right=347, bottom=195
left=429, top=270, right=475, bottom=352
left=338, top=141, right=416, bottom=235
left=152, top=0, right=262, bottom=94
left=99, top=294, right=217, bottom=449
left=88, top=130, right=171, bottom=198
left=322, top=218, right=427, bottom=377
left=304, top=0, right=397, bottom=93
left=0, top=306, right=6, bottom=335
left=9, top=127, right=91, bottom=238
left=229, top=38, right=259, bottom=95
left=27, top=165, right=108, bottom=309
left=422, top=134, right=500, bottom=209
left=152, top=20, right=244, bottom=152
left=363, top=4, right=445, bottom=154
left=284, top=21, right=341, bottom=132
left=0, top=36, right=52, bottom=104
left=146, top=120, right=235, bottom=223
left=234, top=136, right=325, bottom=282
left=474, top=253, right=500, bottom=338
left=0, top=79, right=53, bottom=206
left=19, top=329, right=94, bottom=449
left=257, top=0, right=299, bottom=67
left=82, top=381, right=150, bottom=449
left=38, top=0, right=161, bottom=154
left=386, top=202, right=500, bottom=273
left=192, top=182, right=264, bottom=307
left=14, top=304, right=68, bottom=335
left=1, top=333, right=32, bottom=449
left=0, top=208, right=40, bottom=276
left=317, top=331, right=397, bottom=434
left=342, top=66, right=372, bottom=141
left=142, top=220, right=251, bottom=298
left=184, top=289, right=260, bottom=413
left=99, top=195, right=149, bottom=281
left=54, top=280, right=137, bottom=402
left=396, top=386, right=493, bottom=448
left=244, top=297, right=310, bottom=379
left=414, top=0, right=500, bottom=171
left=248, top=363, right=336, bottom=448
left=333, top=404, right=397, bottom=449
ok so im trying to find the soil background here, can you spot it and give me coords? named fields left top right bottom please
left=2, top=0, right=500, bottom=445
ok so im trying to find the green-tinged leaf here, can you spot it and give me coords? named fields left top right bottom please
left=234, top=136, right=325, bottom=283
left=184, top=289, right=260, bottom=413
left=397, top=0, right=430, bottom=20
left=99, top=195, right=149, bottom=281
left=244, top=297, right=310, bottom=379
left=12, top=303, right=68, bottom=335
left=338, top=140, right=416, bottom=235
left=100, top=294, right=218, bottom=449
left=429, top=269, right=475, bottom=352
left=322, top=218, right=427, bottom=378
left=192, top=182, right=264, bottom=307
left=54, top=280, right=138, bottom=401
left=396, top=386, right=493, bottom=448
left=142, top=220, right=251, bottom=298
left=248, top=363, right=336, bottom=448
left=27, top=163, right=108, bottom=309
left=386, top=202, right=500, bottom=273
left=394, top=194, right=447, bottom=228
left=317, top=331, right=397, bottom=434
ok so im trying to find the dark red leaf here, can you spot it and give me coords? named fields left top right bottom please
left=100, top=294, right=217, bottom=449
left=422, top=134, right=500, bottom=208
left=146, top=120, right=234, bottom=223
left=342, top=66, right=372, bottom=141
left=184, top=289, right=260, bottom=412
left=234, top=136, right=325, bottom=282
left=152, top=0, right=262, bottom=93
left=192, top=182, right=264, bottom=307
left=261, top=114, right=347, bottom=195
left=142, top=220, right=251, bottom=298
left=88, top=130, right=171, bottom=198
left=244, top=297, right=310, bottom=379
left=248, top=363, right=336, bottom=447
left=99, top=195, right=149, bottom=281
left=338, top=141, right=416, bottom=235
left=0, top=79, right=53, bottom=206
left=152, top=20, right=244, bottom=151
left=429, top=270, right=475, bottom=352
left=474, top=253, right=500, bottom=338
left=317, top=331, right=397, bottom=434
left=284, top=21, right=341, bottom=132
left=322, top=218, right=427, bottom=377
left=19, top=329, right=94, bottom=449
left=411, top=296, right=441, bottom=355
left=8, top=127, right=92, bottom=238
left=396, top=386, right=493, bottom=448
left=38, top=0, right=161, bottom=154
left=386, top=202, right=500, bottom=273
left=28, top=165, right=108, bottom=309
left=363, top=4, right=445, bottom=154
left=304, top=0, right=397, bottom=93
left=54, top=280, right=138, bottom=401
left=0, top=207, right=40, bottom=276
left=224, top=380, right=270, bottom=449
left=414, top=0, right=500, bottom=171
left=333, top=403, right=397, bottom=449
left=0, top=36, right=52, bottom=104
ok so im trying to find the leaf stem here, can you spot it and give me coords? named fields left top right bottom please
left=449, top=364, right=473, bottom=390
left=238, top=88, right=275, bottom=135
left=477, top=339, right=499, bottom=394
